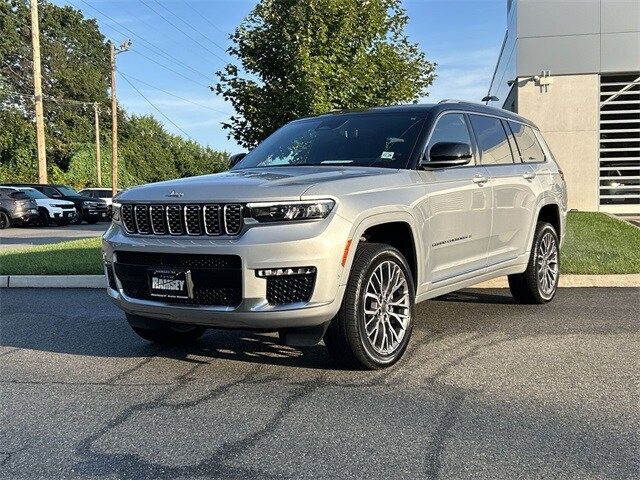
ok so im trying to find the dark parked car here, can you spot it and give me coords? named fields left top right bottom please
left=5, top=184, right=109, bottom=224
left=0, top=187, right=39, bottom=229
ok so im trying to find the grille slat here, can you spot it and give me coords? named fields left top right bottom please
left=149, top=205, right=166, bottom=234
left=203, top=205, right=221, bottom=235
left=224, top=204, right=243, bottom=235
left=121, top=203, right=244, bottom=236
left=134, top=205, right=150, bottom=234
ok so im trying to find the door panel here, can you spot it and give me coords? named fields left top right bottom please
left=485, top=164, right=539, bottom=266
left=420, top=167, right=492, bottom=283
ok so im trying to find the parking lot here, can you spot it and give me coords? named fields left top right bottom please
left=0, top=223, right=108, bottom=251
left=1, top=287, right=638, bottom=479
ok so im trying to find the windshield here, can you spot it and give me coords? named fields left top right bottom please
left=235, top=113, right=426, bottom=170
left=19, top=188, right=48, bottom=199
left=57, top=186, right=78, bottom=196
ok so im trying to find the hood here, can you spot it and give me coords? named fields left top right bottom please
left=117, top=167, right=401, bottom=203
left=39, top=198, right=75, bottom=207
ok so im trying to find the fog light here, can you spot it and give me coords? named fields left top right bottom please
left=255, top=267, right=316, bottom=278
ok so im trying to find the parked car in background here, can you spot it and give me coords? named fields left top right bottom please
left=78, top=188, right=120, bottom=207
left=0, top=187, right=39, bottom=229
left=103, top=101, right=567, bottom=369
left=5, top=184, right=109, bottom=224
left=10, top=187, right=77, bottom=226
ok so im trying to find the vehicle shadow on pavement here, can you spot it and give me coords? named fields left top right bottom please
left=434, top=289, right=516, bottom=305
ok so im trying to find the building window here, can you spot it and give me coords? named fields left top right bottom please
left=599, top=73, right=640, bottom=211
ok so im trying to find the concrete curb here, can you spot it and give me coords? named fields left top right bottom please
left=0, top=274, right=638, bottom=289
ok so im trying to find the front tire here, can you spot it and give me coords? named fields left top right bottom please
left=38, top=208, right=50, bottom=227
left=324, top=243, right=415, bottom=370
left=126, top=314, right=206, bottom=345
left=508, top=222, right=560, bottom=304
left=0, top=211, right=9, bottom=229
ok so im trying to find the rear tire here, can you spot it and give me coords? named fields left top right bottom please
left=508, top=222, right=560, bottom=304
left=126, top=314, right=206, bottom=345
left=324, top=243, right=415, bottom=370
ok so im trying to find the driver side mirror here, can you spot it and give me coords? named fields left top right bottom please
left=228, top=153, right=247, bottom=169
left=420, top=142, right=472, bottom=169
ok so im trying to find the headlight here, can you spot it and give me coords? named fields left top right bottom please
left=111, top=202, right=121, bottom=222
left=247, top=200, right=335, bottom=222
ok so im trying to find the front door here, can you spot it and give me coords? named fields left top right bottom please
left=418, top=113, right=493, bottom=284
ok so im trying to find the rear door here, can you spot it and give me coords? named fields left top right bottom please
left=418, top=112, right=493, bottom=283
left=468, top=114, right=539, bottom=267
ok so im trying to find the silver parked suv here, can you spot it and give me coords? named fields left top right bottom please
left=103, top=101, right=567, bottom=369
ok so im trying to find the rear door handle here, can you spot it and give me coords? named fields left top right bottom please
left=523, top=172, right=536, bottom=181
left=472, top=175, right=489, bottom=185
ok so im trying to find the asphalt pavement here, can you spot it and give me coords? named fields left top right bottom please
left=1, top=287, right=638, bottom=479
left=0, top=223, right=109, bottom=251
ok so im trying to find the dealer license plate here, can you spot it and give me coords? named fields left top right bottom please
left=148, top=268, right=193, bottom=299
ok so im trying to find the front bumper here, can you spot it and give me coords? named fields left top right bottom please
left=83, top=206, right=109, bottom=220
left=102, top=213, right=353, bottom=329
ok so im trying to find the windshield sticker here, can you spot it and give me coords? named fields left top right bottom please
left=380, top=151, right=394, bottom=159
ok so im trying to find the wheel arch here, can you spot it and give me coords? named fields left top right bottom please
left=344, top=212, right=422, bottom=290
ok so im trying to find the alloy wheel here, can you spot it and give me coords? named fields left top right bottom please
left=363, top=260, right=411, bottom=356
left=536, top=231, right=558, bottom=297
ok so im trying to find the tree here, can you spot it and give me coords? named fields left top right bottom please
left=215, top=0, right=435, bottom=148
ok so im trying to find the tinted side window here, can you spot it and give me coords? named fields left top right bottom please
left=43, top=187, right=58, bottom=197
left=427, top=113, right=474, bottom=163
left=508, top=121, right=545, bottom=163
left=469, top=114, right=514, bottom=165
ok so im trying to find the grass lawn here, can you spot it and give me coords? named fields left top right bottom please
left=0, top=237, right=103, bottom=275
left=0, top=213, right=638, bottom=276
left=562, top=212, right=640, bottom=274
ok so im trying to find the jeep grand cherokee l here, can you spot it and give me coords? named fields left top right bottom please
left=103, top=101, right=567, bottom=369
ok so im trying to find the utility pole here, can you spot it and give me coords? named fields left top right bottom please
left=93, top=102, right=101, bottom=186
left=109, top=39, right=131, bottom=196
left=30, top=0, right=47, bottom=183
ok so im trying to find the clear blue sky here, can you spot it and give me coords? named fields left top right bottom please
left=55, top=0, right=507, bottom=153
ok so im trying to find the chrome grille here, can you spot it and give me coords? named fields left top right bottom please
left=134, top=205, right=150, bottom=234
left=203, top=205, right=221, bottom=235
left=122, top=204, right=135, bottom=233
left=184, top=205, right=202, bottom=235
left=120, top=203, right=244, bottom=236
left=224, top=204, right=243, bottom=235
left=149, top=205, right=166, bottom=234
left=166, top=205, right=183, bottom=235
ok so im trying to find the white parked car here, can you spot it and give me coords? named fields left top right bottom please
left=13, top=187, right=77, bottom=226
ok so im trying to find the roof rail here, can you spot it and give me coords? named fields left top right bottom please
left=438, top=99, right=487, bottom=106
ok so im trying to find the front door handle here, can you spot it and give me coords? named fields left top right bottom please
left=523, top=171, right=536, bottom=181
left=472, top=174, right=489, bottom=185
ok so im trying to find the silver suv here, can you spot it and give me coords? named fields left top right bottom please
left=103, top=101, right=567, bottom=369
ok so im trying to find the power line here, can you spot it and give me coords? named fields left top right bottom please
left=119, top=71, right=231, bottom=115
left=129, top=50, right=210, bottom=89
left=138, top=0, right=227, bottom=64
left=183, top=1, right=228, bottom=36
left=120, top=73, right=192, bottom=139
left=75, top=0, right=213, bottom=83
left=150, top=0, right=229, bottom=55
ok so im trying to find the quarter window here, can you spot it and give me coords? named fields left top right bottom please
left=469, top=114, right=515, bottom=165
left=508, top=121, right=546, bottom=163
left=426, top=113, right=474, bottom=163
